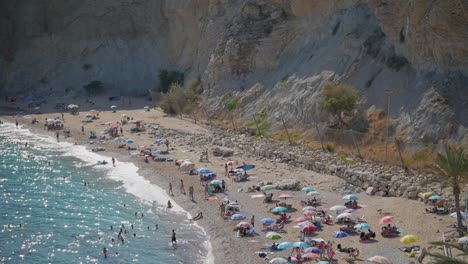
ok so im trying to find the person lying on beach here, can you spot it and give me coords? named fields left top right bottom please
left=192, top=212, right=203, bottom=221
left=425, top=206, right=437, bottom=213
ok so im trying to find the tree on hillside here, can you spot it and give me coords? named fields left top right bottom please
left=321, top=83, right=358, bottom=127
left=225, top=96, right=239, bottom=130
left=435, top=146, right=468, bottom=237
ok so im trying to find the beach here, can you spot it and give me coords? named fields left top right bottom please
left=0, top=97, right=457, bottom=264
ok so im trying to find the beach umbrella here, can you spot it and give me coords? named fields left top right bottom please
left=317, top=262, right=329, bottom=264
left=138, top=145, right=146, bottom=150
left=210, top=180, right=222, bottom=185
left=277, top=242, right=294, bottom=250
left=329, top=205, right=347, bottom=212
left=236, top=222, right=251, bottom=228
left=451, top=212, right=468, bottom=220
left=261, top=185, right=275, bottom=191
left=302, top=206, right=317, bottom=212
left=152, top=149, right=165, bottom=155
left=301, top=225, right=318, bottom=233
left=458, top=236, right=468, bottom=244
left=306, top=191, right=320, bottom=196
left=303, top=253, right=320, bottom=259
left=271, top=207, right=287, bottom=213
left=110, top=105, right=117, bottom=109
left=293, top=241, right=309, bottom=248
left=311, top=238, right=325, bottom=243
left=333, top=231, right=348, bottom=238
left=428, top=195, right=443, bottom=201
left=368, top=256, right=393, bottom=264
left=206, top=173, right=217, bottom=179
left=261, top=218, right=275, bottom=225
left=342, top=194, right=359, bottom=200
left=270, top=258, right=287, bottom=264
left=278, top=194, right=293, bottom=199
left=265, top=232, right=282, bottom=240
left=89, top=110, right=97, bottom=115
left=400, top=235, right=418, bottom=245
left=295, top=217, right=309, bottom=223
left=180, top=161, right=194, bottom=167
left=337, top=212, right=353, bottom=219
left=297, top=221, right=314, bottom=228
left=304, top=247, right=322, bottom=254
left=354, top=223, right=371, bottom=229
left=121, top=114, right=128, bottom=117
left=84, top=113, right=93, bottom=118
left=302, top=187, right=315, bottom=193
left=378, top=216, right=393, bottom=224
left=251, top=194, right=265, bottom=198
left=230, top=214, right=246, bottom=221
left=197, top=168, right=213, bottom=174
left=67, top=104, right=78, bottom=109
left=126, top=139, right=134, bottom=144
left=303, top=211, right=318, bottom=217
left=144, top=106, right=150, bottom=109
left=154, top=139, right=167, bottom=146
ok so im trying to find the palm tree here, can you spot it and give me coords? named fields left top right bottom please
left=428, top=241, right=468, bottom=264
left=435, top=146, right=468, bottom=237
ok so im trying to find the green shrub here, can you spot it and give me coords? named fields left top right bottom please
left=226, top=97, right=239, bottom=111
left=321, top=83, right=358, bottom=127
left=221, top=92, right=233, bottom=103
left=83, top=80, right=105, bottom=95
left=325, top=142, right=335, bottom=152
left=245, top=109, right=270, bottom=136
left=280, top=75, right=289, bottom=85
left=158, top=69, right=184, bottom=93
left=337, top=153, right=347, bottom=161
left=187, top=77, right=204, bottom=95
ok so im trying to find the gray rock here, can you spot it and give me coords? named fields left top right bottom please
left=275, top=179, right=301, bottom=191
left=366, top=187, right=375, bottom=195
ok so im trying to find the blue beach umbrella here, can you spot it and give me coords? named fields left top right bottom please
left=333, top=231, right=348, bottom=238
left=154, top=139, right=167, bottom=146
left=304, top=247, right=322, bottom=254
left=197, top=168, right=213, bottom=174
left=354, top=223, right=371, bottom=229
left=206, top=173, right=217, bottom=179
left=342, top=194, right=359, bottom=201
left=261, top=218, right=275, bottom=225
left=277, top=242, right=294, bottom=250
left=152, top=149, right=164, bottom=154
left=293, top=241, right=309, bottom=248
left=302, top=187, right=315, bottom=193
left=428, top=195, right=443, bottom=201
left=317, top=261, right=329, bottom=264
left=126, top=139, right=134, bottom=144
left=271, top=207, right=288, bottom=213
left=230, top=214, right=246, bottom=221
left=306, top=191, right=320, bottom=196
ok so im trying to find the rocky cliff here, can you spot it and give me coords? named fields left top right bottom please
left=1, top=0, right=467, bottom=144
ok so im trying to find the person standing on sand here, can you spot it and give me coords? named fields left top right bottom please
left=219, top=203, right=226, bottom=217
left=120, top=127, right=123, bottom=136
left=251, top=215, right=255, bottom=227
left=169, top=182, right=173, bottom=196
left=165, top=139, right=170, bottom=151
left=189, top=186, right=194, bottom=201
left=224, top=163, right=228, bottom=177
left=81, top=126, right=85, bottom=135
left=180, top=179, right=185, bottom=195
left=61, top=112, right=64, bottom=121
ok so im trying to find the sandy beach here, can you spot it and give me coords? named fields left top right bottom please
left=0, top=97, right=458, bottom=264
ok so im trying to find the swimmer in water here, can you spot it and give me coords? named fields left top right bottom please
left=171, top=229, right=177, bottom=245
left=103, top=247, right=107, bottom=258
left=167, top=200, right=172, bottom=208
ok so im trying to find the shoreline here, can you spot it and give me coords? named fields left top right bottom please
left=1, top=104, right=458, bottom=264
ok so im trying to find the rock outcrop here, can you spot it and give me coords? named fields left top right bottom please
left=1, top=0, right=467, bottom=143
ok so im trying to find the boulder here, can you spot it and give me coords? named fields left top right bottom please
left=275, top=179, right=301, bottom=191
left=366, top=187, right=375, bottom=195
left=211, top=147, right=234, bottom=157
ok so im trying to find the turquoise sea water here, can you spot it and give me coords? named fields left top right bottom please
left=0, top=123, right=212, bottom=263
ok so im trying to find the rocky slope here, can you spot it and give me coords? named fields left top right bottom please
left=1, top=0, right=467, bottom=144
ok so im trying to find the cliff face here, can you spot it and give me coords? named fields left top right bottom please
left=1, top=0, right=467, bottom=144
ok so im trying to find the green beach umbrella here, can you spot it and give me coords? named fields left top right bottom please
left=266, top=232, right=282, bottom=240
left=261, top=185, right=275, bottom=191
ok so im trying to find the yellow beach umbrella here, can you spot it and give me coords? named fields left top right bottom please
left=89, top=110, right=97, bottom=115
left=400, top=235, right=418, bottom=245
left=121, top=114, right=128, bottom=117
